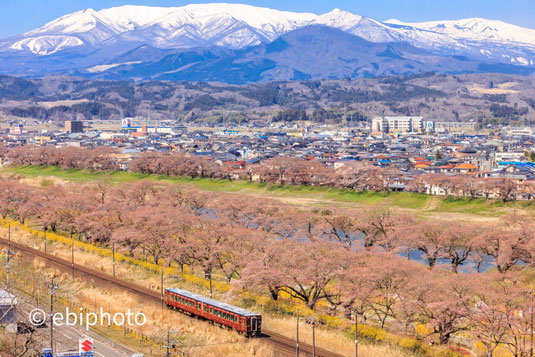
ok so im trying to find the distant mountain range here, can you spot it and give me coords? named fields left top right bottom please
left=0, top=3, right=534, bottom=83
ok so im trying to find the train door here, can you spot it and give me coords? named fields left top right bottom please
left=251, top=316, right=258, bottom=333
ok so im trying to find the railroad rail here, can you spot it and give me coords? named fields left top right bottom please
left=0, top=237, right=344, bottom=357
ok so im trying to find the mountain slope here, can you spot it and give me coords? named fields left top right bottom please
left=385, top=18, right=535, bottom=65
left=0, top=4, right=317, bottom=54
left=76, top=26, right=532, bottom=83
left=1, top=3, right=535, bottom=81
left=1, top=3, right=534, bottom=67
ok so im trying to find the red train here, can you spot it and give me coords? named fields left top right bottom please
left=164, top=288, right=262, bottom=337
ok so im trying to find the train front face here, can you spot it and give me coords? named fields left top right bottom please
left=246, top=315, right=262, bottom=336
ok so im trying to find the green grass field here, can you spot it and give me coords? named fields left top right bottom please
left=3, top=165, right=531, bottom=215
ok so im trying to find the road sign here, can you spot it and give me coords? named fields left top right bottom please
left=79, top=337, right=93, bottom=353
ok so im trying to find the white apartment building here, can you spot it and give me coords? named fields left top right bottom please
left=510, top=127, right=534, bottom=136
left=372, top=116, right=426, bottom=133
left=494, top=152, right=526, bottom=161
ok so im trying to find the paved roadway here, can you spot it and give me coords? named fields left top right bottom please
left=53, top=323, right=135, bottom=357
left=17, top=299, right=137, bottom=357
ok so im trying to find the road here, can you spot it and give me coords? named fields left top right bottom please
left=54, top=323, right=135, bottom=357
left=17, top=297, right=137, bottom=357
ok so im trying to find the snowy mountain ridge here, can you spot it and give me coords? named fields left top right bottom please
left=0, top=3, right=534, bottom=67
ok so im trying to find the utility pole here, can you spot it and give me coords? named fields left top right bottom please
left=166, top=330, right=170, bottom=357
left=354, top=310, right=358, bottom=357
left=205, top=269, right=213, bottom=299
left=166, top=330, right=179, bottom=357
left=6, top=220, right=11, bottom=291
left=71, top=239, right=75, bottom=278
left=209, top=271, right=212, bottom=299
left=44, top=227, right=47, bottom=254
left=296, top=309, right=299, bottom=357
left=161, top=267, right=164, bottom=309
left=531, top=291, right=534, bottom=357
left=47, top=279, right=58, bottom=353
left=112, top=242, right=116, bottom=278
left=312, top=322, right=316, bottom=357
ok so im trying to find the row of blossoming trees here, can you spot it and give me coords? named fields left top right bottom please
left=2, top=173, right=535, bottom=354
left=4, top=145, right=531, bottom=201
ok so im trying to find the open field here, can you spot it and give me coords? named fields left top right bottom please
left=468, top=82, right=520, bottom=94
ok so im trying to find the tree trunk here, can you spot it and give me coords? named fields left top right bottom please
left=269, top=286, right=279, bottom=301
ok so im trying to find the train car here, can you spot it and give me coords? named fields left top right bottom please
left=165, top=288, right=261, bottom=337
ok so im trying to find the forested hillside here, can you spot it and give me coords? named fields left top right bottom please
left=0, top=72, right=534, bottom=123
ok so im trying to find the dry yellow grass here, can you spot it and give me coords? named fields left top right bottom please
left=18, top=258, right=272, bottom=357
left=468, top=83, right=519, bottom=94
left=37, top=99, right=89, bottom=108
left=263, top=314, right=415, bottom=357
left=1, top=225, right=418, bottom=357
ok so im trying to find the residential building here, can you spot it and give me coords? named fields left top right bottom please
left=64, top=120, right=84, bottom=133
left=372, top=116, right=426, bottom=133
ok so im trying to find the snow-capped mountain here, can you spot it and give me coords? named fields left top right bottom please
left=0, top=3, right=534, bottom=80
left=385, top=18, right=535, bottom=65
left=386, top=18, right=535, bottom=46
left=0, top=4, right=317, bottom=55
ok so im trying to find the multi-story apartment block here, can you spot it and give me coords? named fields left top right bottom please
left=372, top=116, right=426, bottom=133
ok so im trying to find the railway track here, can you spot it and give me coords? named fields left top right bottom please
left=0, top=237, right=344, bottom=357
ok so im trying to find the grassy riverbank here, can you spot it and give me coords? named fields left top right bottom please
left=3, top=165, right=530, bottom=216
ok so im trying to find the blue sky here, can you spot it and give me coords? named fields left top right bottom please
left=0, top=0, right=534, bottom=38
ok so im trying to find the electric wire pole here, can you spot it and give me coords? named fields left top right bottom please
left=296, top=309, right=299, bottom=357
left=531, top=291, right=534, bottom=357
left=6, top=220, right=11, bottom=291
left=312, top=322, right=316, bottom=357
left=112, top=242, right=116, bottom=278
left=47, top=279, right=58, bottom=354
left=355, top=310, right=358, bottom=357
left=71, top=239, right=75, bottom=278
left=166, top=330, right=179, bottom=357
left=166, top=330, right=170, bottom=357
left=209, top=271, right=212, bottom=299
